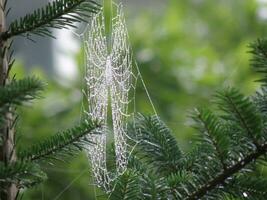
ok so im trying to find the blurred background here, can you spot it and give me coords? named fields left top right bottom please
left=7, top=0, right=267, bottom=199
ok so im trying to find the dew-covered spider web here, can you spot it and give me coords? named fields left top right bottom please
left=82, top=2, right=157, bottom=192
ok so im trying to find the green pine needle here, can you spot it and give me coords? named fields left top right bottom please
left=250, top=39, right=267, bottom=85
left=229, top=175, right=267, bottom=199
left=192, top=108, right=230, bottom=167
left=119, top=102, right=267, bottom=199
left=1, top=0, right=100, bottom=40
left=0, top=77, right=44, bottom=107
left=0, top=77, right=44, bottom=125
left=19, top=119, right=102, bottom=163
left=128, top=114, right=184, bottom=175
left=110, top=170, right=141, bottom=200
left=0, top=161, right=47, bottom=189
left=216, top=88, right=263, bottom=142
left=254, top=87, right=267, bottom=117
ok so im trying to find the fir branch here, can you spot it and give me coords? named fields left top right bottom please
left=228, top=175, right=267, bottom=199
left=127, top=155, right=168, bottom=199
left=110, top=170, right=141, bottom=200
left=185, top=143, right=267, bottom=200
left=109, top=39, right=267, bottom=199
left=216, top=88, right=262, bottom=143
left=0, top=77, right=44, bottom=125
left=193, top=108, right=230, bottom=169
left=0, top=161, right=47, bottom=189
left=128, top=114, right=183, bottom=175
left=0, top=77, right=44, bottom=108
left=254, top=87, right=267, bottom=117
left=19, top=120, right=101, bottom=163
left=127, top=155, right=148, bottom=175
left=166, top=171, right=193, bottom=199
left=249, top=39, right=267, bottom=85
left=0, top=0, right=100, bottom=40
left=141, top=173, right=167, bottom=200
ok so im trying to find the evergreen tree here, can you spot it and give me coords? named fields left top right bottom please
left=2, top=0, right=267, bottom=199
left=0, top=0, right=100, bottom=199
left=104, top=39, right=267, bottom=199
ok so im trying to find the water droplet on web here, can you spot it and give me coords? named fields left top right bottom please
left=243, top=192, right=248, bottom=198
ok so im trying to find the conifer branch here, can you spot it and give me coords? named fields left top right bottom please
left=193, top=108, right=229, bottom=169
left=0, top=161, right=47, bottom=189
left=216, top=88, right=262, bottom=143
left=0, top=0, right=100, bottom=40
left=128, top=114, right=183, bottom=175
left=186, top=143, right=267, bottom=200
left=0, top=77, right=44, bottom=125
left=19, top=120, right=102, bottom=163
left=250, top=39, right=267, bottom=85
left=0, top=77, right=44, bottom=108
left=230, top=175, right=267, bottom=198
left=110, top=170, right=141, bottom=200
left=120, top=87, right=267, bottom=199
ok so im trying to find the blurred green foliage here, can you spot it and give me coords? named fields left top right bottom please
left=14, top=0, right=267, bottom=199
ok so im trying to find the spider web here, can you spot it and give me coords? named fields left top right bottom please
left=83, top=3, right=137, bottom=191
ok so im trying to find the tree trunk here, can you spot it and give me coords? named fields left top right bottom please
left=0, top=0, right=18, bottom=199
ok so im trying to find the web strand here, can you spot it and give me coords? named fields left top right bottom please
left=84, top=3, right=134, bottom=191
left=83, top=2, right=158, bottom=192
